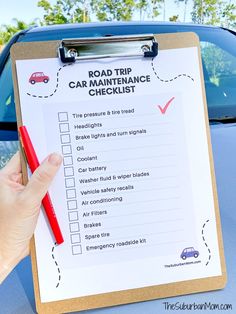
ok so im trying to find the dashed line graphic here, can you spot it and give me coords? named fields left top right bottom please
left=151, top=58, right=194, bottom=83
left=202, top=219, right=211, bottom=266
left=27, top=63, right=72, bottom=98
left=51, top=242, right=61, bottom=288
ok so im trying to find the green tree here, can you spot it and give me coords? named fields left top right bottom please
left=136, top=0, right=148, bottom=20
left=149, top=0, right=164, bottom=20
left=0, top=19, right=32, bottom=45
left=91, top=0, right=164, bottom=22
left=169, top=14, right=179, bottom=21
left=191, top=0, right=222, bottom=24
left=221, top=2, right=236, bottom=28
left=134, top=0, right=163, bottom=21
left=38, top=0, right=89, bottom=24
left=91, top=0, right=135, bottom=21
left=191, top=0, right=236, bottom=26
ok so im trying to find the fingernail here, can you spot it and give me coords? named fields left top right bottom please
left=48, top=153, right=62, bottom=166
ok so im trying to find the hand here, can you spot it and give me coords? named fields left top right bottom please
left=0, top=152, right=62, bottom=283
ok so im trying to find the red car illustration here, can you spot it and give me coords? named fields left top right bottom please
left=29, top=72, right=49, bottom=84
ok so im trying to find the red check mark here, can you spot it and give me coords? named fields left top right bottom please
left=158, top=97, right=175, bottom=114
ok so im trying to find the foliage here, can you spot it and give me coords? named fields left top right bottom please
left=38, top=0, right=89, bottom=24
left=221, top=2, right=236, bottom=28
left=191, top=0, right=236, bottom=27
left=148, top=0, right=164, bottom=20
left=0, top=0, right=236, bottom=46
left=169, top=15, right=179, bottom=22
left=134, top=0, right=164, bottom=21
left=0, top=19, right=33, bottom=45
left=38, top=0, right=164, bottom=23
left=135, top=0, right=148, bottom=20
left=91, top=0, right=135, bottom=21
left=191, top=0, right=221, bottom=24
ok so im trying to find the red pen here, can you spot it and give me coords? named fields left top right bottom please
left=19, top=126, right=64, bottom=245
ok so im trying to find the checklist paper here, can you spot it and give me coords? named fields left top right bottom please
left=15, top=47, right=223, bottom=303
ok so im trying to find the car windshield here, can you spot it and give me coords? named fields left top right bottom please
left=0, top=25, right=236, bottom=122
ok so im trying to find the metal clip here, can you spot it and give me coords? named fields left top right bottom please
left=58, top=34, right=158, bottom=63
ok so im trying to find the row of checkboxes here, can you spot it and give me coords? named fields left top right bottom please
left=58, top=112, right=82, bottom=255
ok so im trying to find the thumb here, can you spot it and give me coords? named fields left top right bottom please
left=22, top=153, right=62, bottom=203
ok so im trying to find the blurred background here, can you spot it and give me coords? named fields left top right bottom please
left=0, top=0, right=235, bottom=52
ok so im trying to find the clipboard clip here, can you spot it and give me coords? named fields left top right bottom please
left=58, top=34, right=158, bottom=63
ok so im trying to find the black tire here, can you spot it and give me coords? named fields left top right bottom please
left=30, top=80, right=35, bottom=84
left=182, top=255, right=186, bottom=260
left=43, top=79, right=49, bottom=83
left=194, top=253, right=198, bottom=258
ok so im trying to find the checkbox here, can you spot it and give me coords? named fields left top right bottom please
left=59, top=123, right=70, bottom=133
left=72, top=245, right=82, bottom=255
left=60, top=134, right=71, bottom=144
left=68, top=211, right=78, bottom=222
left=58, top=112, right=68, bottom=122
left=69, top=222, right=80, bottom=232
left=67, top=200, right=77, bottom=210
left=66, top=189, right=76, bottom=199
left=65, top=178, right=75, bottom=188
left=62, top=145, right=72, bottom=155
left=70, top=233, right=81, bottom=244
left=63, top=156, right=73, bottom=166
left=64, top=167, right=74, bottom=177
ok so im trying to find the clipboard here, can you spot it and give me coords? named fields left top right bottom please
left=11, top=32, right=226, bottom=314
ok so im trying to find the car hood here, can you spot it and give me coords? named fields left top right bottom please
left=210, top=123, right=236, bottom=226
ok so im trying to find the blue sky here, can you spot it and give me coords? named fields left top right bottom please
left=0, top=0, right=193, bottom=25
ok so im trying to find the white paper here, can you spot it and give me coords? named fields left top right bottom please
left=16, top=47, right=222, bottom=303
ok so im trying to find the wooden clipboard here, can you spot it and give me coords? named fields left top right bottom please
left=11, top=32, right=226, bottom=314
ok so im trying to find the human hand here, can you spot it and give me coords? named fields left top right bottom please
left=0, top=152, right=62, bottom=283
